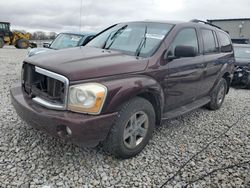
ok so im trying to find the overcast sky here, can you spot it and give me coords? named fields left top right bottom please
left=1, top=0, right=250, bottom=33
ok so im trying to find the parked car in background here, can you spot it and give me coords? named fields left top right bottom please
left=11, top=20, right=234, bottom=158
left=27, top=32, right=95, bottom=57
left=231, top=44, right=250, bottom=88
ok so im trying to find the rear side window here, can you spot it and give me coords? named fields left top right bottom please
left=201, top=29, right=218, bottom=53
left=169, top=28, right=199, bottom=56
left=218, top=32, right=233, bottom=52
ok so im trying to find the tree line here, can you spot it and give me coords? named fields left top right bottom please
left=14, top=30, right=58, bottom=40
left=30, top=31, right=57, bottom=40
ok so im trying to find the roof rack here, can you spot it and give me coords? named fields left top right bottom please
left=190, top=19, right=222, bottom=30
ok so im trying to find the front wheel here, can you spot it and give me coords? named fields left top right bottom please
left=16, top=39, right=29, bottom=49
left=206, top=78, right=227, bottom=110
left=103, top=97, right=155, bottom=159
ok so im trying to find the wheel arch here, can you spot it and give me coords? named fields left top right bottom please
left=102, top=76, right=164, bottom=126
left=137, top=91, right=162, bottom=126
left=222, top=72, right=231, bottom=94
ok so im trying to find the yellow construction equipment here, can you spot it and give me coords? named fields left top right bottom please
left=0, top=22, right=36, bottom=49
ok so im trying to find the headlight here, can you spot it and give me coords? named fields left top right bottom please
left=67, top=83, right=107, bottom=114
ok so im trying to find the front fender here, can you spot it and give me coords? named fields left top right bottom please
left=101, top=76, right=164, bottom=114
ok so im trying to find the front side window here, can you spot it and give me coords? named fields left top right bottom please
left=218, top=32, right=233, bottom=52
left=168, top=28, right=199, bottom=56
left=87, top=22, right=174, bottom=57
left=50, top=33, right=84, bottom=50
left=202, top=29, right=218, bottom=53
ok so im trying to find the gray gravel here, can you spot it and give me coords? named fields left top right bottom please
left=0, top=46, right=249, bottom=188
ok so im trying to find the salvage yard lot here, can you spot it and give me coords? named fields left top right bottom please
left=0, top=46, right=249, bottom=187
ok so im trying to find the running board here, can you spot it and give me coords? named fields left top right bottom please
left=162, top=97, right=210, bottom=120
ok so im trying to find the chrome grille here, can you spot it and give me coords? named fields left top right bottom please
left=22, top=63, right=69, bottom=110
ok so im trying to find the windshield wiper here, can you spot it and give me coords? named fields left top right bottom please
left=103, top=25, right=127, bottom=49
left=135, top=26, right=147, bottom=57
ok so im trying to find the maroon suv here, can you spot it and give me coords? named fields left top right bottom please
left=11, top=20, right=234, bottom=158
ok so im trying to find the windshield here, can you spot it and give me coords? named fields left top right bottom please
left=87, top=22, right=174, bottom=57
left=50, top=33, right=84, bottom=50
left=234, top=46, right=250, bottom=59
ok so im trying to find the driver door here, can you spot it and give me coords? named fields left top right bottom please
left=163, top=28, right=205, bottom=111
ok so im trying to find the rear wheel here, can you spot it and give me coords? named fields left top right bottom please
left=103, top=97, right=155, bottom=159
left=0, top=37, right=4, bottom=48
left=206, top=78, right=227, bottom=110
left=16, top=39, right=29, bottom=49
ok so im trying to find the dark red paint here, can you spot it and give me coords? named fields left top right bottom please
left=11, top=21, right=235, bottom=147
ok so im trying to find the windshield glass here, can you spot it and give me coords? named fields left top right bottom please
left=87, top=22, right=174, bottom=57
left=234, top=46, right=250, bottom=59
left=50, top=33, right=84, bottom=50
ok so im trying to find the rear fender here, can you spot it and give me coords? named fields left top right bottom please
left=210, top=62, right=234, bottom=94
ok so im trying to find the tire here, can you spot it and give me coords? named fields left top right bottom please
left=246, top=74, right=250, bottom=89
left=15, top=39, right=20, bottom=49
left=103, top=97, right=155, bottom=159
left=0, top=37, right=4, bottom=48
left=16, top=39, right=29, bottom=49
left=206, top=78, right=227, bottom=110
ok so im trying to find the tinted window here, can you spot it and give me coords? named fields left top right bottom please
left=218, top=32, right=232, bottom=52
left=202, top=29, right=217, bottom=53
left=169, top=28, right=198, bottom=56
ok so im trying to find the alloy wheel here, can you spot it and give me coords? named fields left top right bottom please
left=123, top=111, right=149, bottom=149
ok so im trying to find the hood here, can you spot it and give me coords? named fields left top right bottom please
left=25, top=46, right=148, bottom=81
left=27, top=48, right=53, bottom=57
left=235, top=57, right=250, bottom=67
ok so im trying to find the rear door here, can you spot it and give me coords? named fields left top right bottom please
left=199, top=28, right=222, bottom=95
left=164, top=27, right=205, bottom=111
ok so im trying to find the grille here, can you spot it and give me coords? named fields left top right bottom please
left=22, top=63, right=69, bottom=110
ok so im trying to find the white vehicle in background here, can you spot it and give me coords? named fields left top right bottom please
left=232, top=44, right=250, bottom=89
left=27, top=32, right=95, bottom=57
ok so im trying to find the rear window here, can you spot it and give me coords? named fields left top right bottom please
left=201, top=29, right=218, bottom=53
left=218, top=32, right=233, bottom=52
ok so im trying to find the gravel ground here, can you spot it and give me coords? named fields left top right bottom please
left=0, top=46, right=249, bottom=188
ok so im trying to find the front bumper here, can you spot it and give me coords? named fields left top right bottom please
left=10, top=85, right=117, bottom=147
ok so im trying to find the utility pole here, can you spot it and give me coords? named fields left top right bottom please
left=79, top=0, right=83, bottom=32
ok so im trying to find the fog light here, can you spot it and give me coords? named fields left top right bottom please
left=66, top=126, right=72, bottom=136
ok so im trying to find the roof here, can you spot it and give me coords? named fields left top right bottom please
left=60, top=31, right=96, bottom=36
left=0, top=22, right=10, bottom=24
left=207, top=18, right=250, bottom=22
left=121, top=20, right=225, bottom=30
left=141, top=20, right=185, bottom=25
left=114, top=20, right=185, bottom=26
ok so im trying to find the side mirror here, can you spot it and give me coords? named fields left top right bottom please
left=43, top=42, right=51, bottom=48
left=164, top=45, right=197, bottom=62
left=163, top=50, right=176, bottom=61
left=175, top=45, right=197, bottom=58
